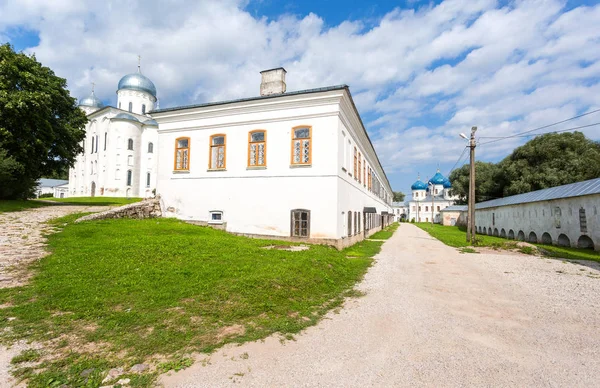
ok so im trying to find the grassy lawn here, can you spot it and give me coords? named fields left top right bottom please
left=369, top=222, right=399, bottom=240
left=415, top=223, right=600, bottom=262
left=0, top=216, right=380, bottom=387
left=0, top=200, right=53, bottom=213
left=42, top=196, right=143, bottom=206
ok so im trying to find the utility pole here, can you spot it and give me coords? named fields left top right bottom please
left=466, top=126, right=477, bottom=244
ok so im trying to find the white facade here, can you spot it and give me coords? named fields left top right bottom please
left=69, top=68, right=159, bottom=198
left=152, top=79, right=393, bottom=248
left=35, top=179, right=68, bottom=198
left=54, top=184, right=69, bottom=198
left=407, top=171, right=458, bottom=222
left=392, top=202, right=408, bottom=221
left=475, top=180, right=600, bottom=251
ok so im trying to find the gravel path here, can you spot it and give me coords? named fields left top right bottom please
left=0, top=204, right=108, bottom=289
left=160, top=223, right=600, bottom=387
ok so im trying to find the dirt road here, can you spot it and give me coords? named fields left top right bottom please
left=160, top=223, right=600, bottom=387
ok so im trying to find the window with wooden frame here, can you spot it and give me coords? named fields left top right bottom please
left=291, top=209, right=310, bottom=237
left=291, top=126, right=311, bottom=165
left=363, top=163, right=366, bottom=187
left=353, top=147, right=357, bottom=178
left=248, top=130, right=266, bottom=167
left=368, top=168, right=372, bottom=190
left=209, top=134, right=226, bottom=169
left=348, top=211, right=352, bottom=237
left=174, top=137, right=190, bottom=171
left=358, top=153, right=362, bottom=183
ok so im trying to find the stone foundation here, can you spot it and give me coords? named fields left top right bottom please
left=75, top=198, right=162, bottom=223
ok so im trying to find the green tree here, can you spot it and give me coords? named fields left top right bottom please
left=393, top=191, right=405, bottom=202
left=449, top=161, right=503, bottom=204
left=448, top=132, right=600, bottom=203
left=499, top=132, right=600, bottom=196
left=0, top=44, right=87, bottom=199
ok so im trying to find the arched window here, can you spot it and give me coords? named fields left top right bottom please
left=118, top=102, right=121, bottom=109
left=91, top=137, right=95, bottom=154
left=148, top=142, right=154, bottom=153
left=291, top=126, right=311, bottom=165
left=209, top=134, right=226, bottom=169
left=248, top=130, right=266, bottom=167
left=142, top=104, right=146, bottom=114
left=128, top=102, right=132, bottom=112
left=126, top=170, right=132, bottom=186
left=348, top=211, right=352, bottom=237
left=104, top=132, right=107, bottom=151
left=127, top=138, right=134, bottom=150
left=174, top=137, right=190, bottom=171
left=146, top=172, right=151, bottom=187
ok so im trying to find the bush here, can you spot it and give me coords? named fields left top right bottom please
left=410, top=218, right=415, bottom=223
left=38, top=193, right=54, bottom=198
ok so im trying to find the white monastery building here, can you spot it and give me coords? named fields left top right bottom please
left=407, top=170, right=458, bottom=222
left=151, top=68, right=394, bottom=248
left=69, top=64, right=159, bottom=198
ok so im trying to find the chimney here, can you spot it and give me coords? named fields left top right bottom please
left=260, top=67, right=287, bottom=96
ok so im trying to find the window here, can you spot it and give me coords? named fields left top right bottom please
left=248, top=130, right=266, bottom=167
left=342, top=132, right=347, bottom=170
left=291, top=126, right=311, bottom=165
left=142, top=104, right=146, bottom=114
left=90, top=161, right=93, bottom=174
left=127, top=138, right=134, bottom=150
left=128, top=102, right=132, bottom=112
left=118, top=102, right=121, bottom=109
left=91, top=137, right=95, bottom=153
left=209, top=134, right=226, bottom=169
left=580, top=208, right=587, bottom=233
left=348, top=211, right=352, bottom=237
left=126, top=170, right=132, bottom=186
left=291, top=209, right=310, bottom=237
left=127, top=155, right=133, bottom=166
left=437, top=206, right=440, bottom=211
left=425, top=206, right=428, bottom=211
left=358, top=212, right=361, bottom=233
left=353, top=147, right=357, bottom=178
left=363, top=163, right=366, bottom=187
left=354, top=212, right=357, bottom=235
left=209, top=211, right=224, bottom=224
left=148, top=142, right=154, bottom=153
left=115, top=168, right=120, bottom=180
left=358, top=153, right=362, bottom=183
left=175, top=137, right=190, bottom=171
left=95, top=135, right=98, bottom=153
left=104, top=132, right=107, bottom=151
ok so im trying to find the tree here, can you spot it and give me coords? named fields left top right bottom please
left=393, top=191, right=405, bottom=202
left=448, top=132, right=600, bottom=204
left=0, top=44, right=87, bottom=199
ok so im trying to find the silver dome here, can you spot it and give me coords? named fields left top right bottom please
left=143, top=119, right=158, bottom=127
left=117, top=72, right=157, bottom=97
left=112, top=113, right=140, bottom=122
left=79, top=92, right=104, bottom=108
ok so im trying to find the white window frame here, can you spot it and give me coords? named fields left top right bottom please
left=209, top=210, right=224, bottom=224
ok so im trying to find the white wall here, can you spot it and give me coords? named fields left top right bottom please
left=475, top=194, right=600, bottom=251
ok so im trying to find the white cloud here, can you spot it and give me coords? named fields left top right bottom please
left=1, top=0, right=599, bottom=192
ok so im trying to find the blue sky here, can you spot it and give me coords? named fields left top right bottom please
left=1, top=0, right=599, bottom=196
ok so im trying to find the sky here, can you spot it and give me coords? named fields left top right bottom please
left=1, top=0, right=599, bottom=196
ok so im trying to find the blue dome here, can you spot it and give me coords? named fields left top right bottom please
left=79, top=92, right=104, bottom=108
left=429, top=170, right=446, bottom=185
left=118, top=72, right=157, bottom=97
left=443, top=178, right=452, bottom=189
left=143, top=119, right=158, bottom=127
left=112, top=113, right=140, bottom=122
left=411, top=179, right=428, bottom=190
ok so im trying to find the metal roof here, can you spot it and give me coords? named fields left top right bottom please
left=363, top=207, right=377, bottom=213
left=37, top=179, right=69, bottom=188
left=476, top=178, right=600, bottom=210
left=441, top=205, right=468, bottom=212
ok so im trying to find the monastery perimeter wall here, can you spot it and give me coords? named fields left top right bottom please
left=75, top=197, right=162, bottom=223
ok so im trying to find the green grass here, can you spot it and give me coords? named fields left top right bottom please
left=369, top=222, right=399, bottom=240
left=0, top=217, right=381, bottom=387
left=42, top=196, right=143, bottom=206
left=416, top=223, right=600, bottom=262
left=0, top=200, right=52, bottom=213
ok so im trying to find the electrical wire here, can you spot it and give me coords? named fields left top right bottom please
left=445, top=145, right=469, bottom=177
left=477, top=108, right=600, bottom=145
left=478, top=122, right=600, bottom=143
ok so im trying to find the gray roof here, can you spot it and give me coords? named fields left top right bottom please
left=112, top=113, right=140, bottom=122
left=143, top=119, right=158, bottom=126
left=79, top=91, right=104, bottom=108
left=37, top=179, right=68, bottom=188
left=441, top=205, right=468, bottom=212
left=476, top=178, right=600, bottom=210
left=392, top=201, right=406, bottom=207
left=118, top=72, right=157, bottom=97
left=150, top=85, right=348, bottom=114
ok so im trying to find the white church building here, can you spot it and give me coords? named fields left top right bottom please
left=407, top=170, right=458, bottom=223
left=68, top=65, right=159, bottom=198
left=151, top=68, right=394, bottom=248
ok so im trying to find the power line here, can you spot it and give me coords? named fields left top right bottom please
left=477, top=108, right=600, bottom=145
left=446, top=146, right=468, bottom=177
left=479, top=121, right=600, bottom=145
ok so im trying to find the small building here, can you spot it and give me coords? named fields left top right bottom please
left=407, top=171, right=458, bottom=223
left=36, top=179, right=69, bottom=198
left=440, top=205, right=468, bottom=226
left=392, top=202, right=408, bottom=222
left=475, top=178, right=600, bottom=251
left=54, top=183, right=69, bottom=199
left=152, top=68, right=394, bottom=248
